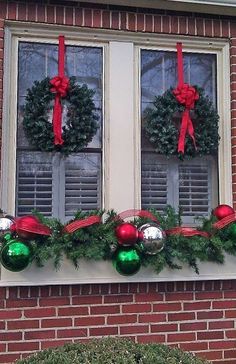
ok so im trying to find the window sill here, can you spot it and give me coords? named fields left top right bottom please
left=0, top=255, right=236, bottom=286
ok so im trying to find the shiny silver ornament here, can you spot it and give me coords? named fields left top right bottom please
left=0, top=216, right=14, bottom=237
left=139, top=223, right=166, bottom=255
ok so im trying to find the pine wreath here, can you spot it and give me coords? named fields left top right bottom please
left=23, top=77, right=99, bottom=155
left=142, top=86, right=220, bottom=159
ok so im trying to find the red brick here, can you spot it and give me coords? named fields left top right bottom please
left=145, top=14, right=153, bottom=32
left=72, top=295, right=102, bottom=305
left=75, top=8, right=82, bottom=26
left=210, top=321, right=234, bottom=330
left=222, top=20, right=230, bottom=38
left=188, top=17, right=196, bottom=36
left=46, top=5, right=55, bottom=23
left=180, top=322, right=207, bottom=331
left=0, top=354, right=19, bottom=363
left=7, top=2, right=17, bottom=20
left=196, top=18, right=204, bottom=36
left=89, top=326, right=118, bottom=336
left=171, top=16, right=178, bottom=34
left=153, top=302, right=182, bottom=311
left=75, top=316, right=105, bottom=326
left=90, top=305, right=120, bottom=315
left=122, top=303, right=151, bottom=314
left=18, top=3, right=27, bottom=21
left=6, top=298, right=37, bottom=309
left=56, top=6, right=64, bottom=25
left=137, top=334, right=165, bottom=343
left=128, top=12, right=135, bottom=31
left=24, top=308, right=56, bottom=318
left=37, top=4, right=45, bottom=22
left=120, top=12, right=127, bottom=30
left=84, top=9, right=92, bottom=27
left=213, top=300, right=236, bottom=309
left=25, top=330, right=55, bottom=340
left=225, top=291, right=236, bottom=299
left=107, top=314, right=137, bottom=325
left=179, top=342, right=208, bottom=351
left=154, top=15, right=161, bottom=33
left=151, top=323, right=177, bottom=332
left=8, top=341, right=39, bottom=352
left=162, top=15, right=170, bottom=34
left=199, top=351, right=223, bottom=360
left=179, top=17, right=187, bottom=34
left=93, top=10, right=102, bottom=28
left=1, top=331, right=22, bottom=341
left=135, top=292, right=163, bottom=302
left=197, top=331, right=224, bottom=340
left=0, top=310, right=21, bottom=319
left=168, top=312, right=195, bottom=321
left=41, top=318, right=72, bottom=328
left=226, top=330, right=236, bottom=338
left=225, top=310, right=236, bottom=318
left=41, top=339, right=71, bottom=349
left=209, top=340, right=236, bottom=350
left=58, top=328, right=87, bottom=338
left=104, top=294, right=133, bottom=304
left=65, top=7, right=73, bottom=26
left=137, top=13, right=144, bottom=32
left=195, top=291, right=223, bottom=300
left=139, top=313, right=166, bottom=323
left=58, top=306, right=89, bottom=316
left=39, top=297, right=70, bottom=306
left=197, top=311, right=223, bottom=320
left=102, top=10, right=110, bottom=29
left=111, top=11, right=119, bottom=30
left=224, top=350, right=236, bottom=359
left=0, top=1, right=7, bottom=18
left=7, top=319, right=39, bottom=330
left=184, top=301, right=211, bottom=310
left=165, top=292, right=193, bottom=301
left=205, top=19, right=213, bottom=37
left=168, top=332, right=195, bottom=342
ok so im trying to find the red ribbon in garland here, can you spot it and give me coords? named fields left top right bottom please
left=118, top=209, right=159, bottom=223
left=64, top=215, right=101, bottom=234
left=50, top=36, right=70, bottom=146
left=173, top=43, right=199, bottom=154
left=166, top=226, right=210, bottom=238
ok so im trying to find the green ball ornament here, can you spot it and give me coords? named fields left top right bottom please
left=0, top=236, right=32, bottom=272
left=113, top=246, right=141, bottom=276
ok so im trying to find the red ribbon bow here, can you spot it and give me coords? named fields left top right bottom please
left=173, top=43, right=199, bottom=154
left=50, top=36, right=70, bottom=146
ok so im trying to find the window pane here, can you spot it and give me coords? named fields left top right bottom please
left=141, top=49, right=218, bottom=221
left=16, top=42, right=103, bottom=219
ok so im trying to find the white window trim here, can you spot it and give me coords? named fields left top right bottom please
left=0, top=22, right=233, bottom=286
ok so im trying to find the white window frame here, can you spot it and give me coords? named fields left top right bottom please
left=0, top=22, right=233, bottom=286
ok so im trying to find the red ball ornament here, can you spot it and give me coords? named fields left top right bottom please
left=115, top=223, right=138, bottom=245
left=213, top=204, right=234, bottom=220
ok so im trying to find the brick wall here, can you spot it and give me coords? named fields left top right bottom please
left=1, top=281, right=236, bottom=363
left=0, top=1, right=236, bottom=363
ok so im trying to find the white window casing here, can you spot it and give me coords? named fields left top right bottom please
left=0, top=23, right=233, bottom=285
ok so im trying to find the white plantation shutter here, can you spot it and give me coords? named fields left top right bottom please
left=16, top=152, right=53, bottom=216
left=65, top=154, right=101, bottom=218
left=141, top=155, right=217, bottom=224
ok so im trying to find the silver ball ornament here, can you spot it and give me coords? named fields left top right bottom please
left=0, top=216, right=14, bottom=237
left=138, top=223, right=166, bottom=255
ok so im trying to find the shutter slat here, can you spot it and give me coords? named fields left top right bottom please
left=16, top=152, right=53, bottom=216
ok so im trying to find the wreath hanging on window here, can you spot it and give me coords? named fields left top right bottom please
left=142, top=43, right=220, bottom=160
left=142, top=86, right=220, bottom=159
left=22, top=76, right=99, bottom=156
left=22, top=35, right=99, bottom=156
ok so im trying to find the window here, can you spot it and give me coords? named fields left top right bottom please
left=140, top=49, right=218, bottom=223
left=16, top=42, right=103, bottom=220
left=0, top=25, right=232, bottom=284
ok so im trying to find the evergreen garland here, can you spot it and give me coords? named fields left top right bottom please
left=142, top=87, right=220, bottom=159
left=4, top=206, right=236, bottom=275
left=23, top=77, right=99, bottom=155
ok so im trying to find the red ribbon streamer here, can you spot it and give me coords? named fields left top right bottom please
left=64, top=215, right=101, bottom=234
left=213, top=213, right=236, bottom=230
left=50, top=36, right=70, bottom=146
left=166, top=227, right=210, bottom=238
left=173, top=43, right=199, bottom=154
left=118, top=209, right=159, bottom=223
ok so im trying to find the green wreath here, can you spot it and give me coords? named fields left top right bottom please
left=142, top=87, right=220, bottom=159
left=23, top=77, right=99, bottom=155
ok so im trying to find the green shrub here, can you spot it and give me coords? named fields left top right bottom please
left=16, top=337, right=210, bottom=364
